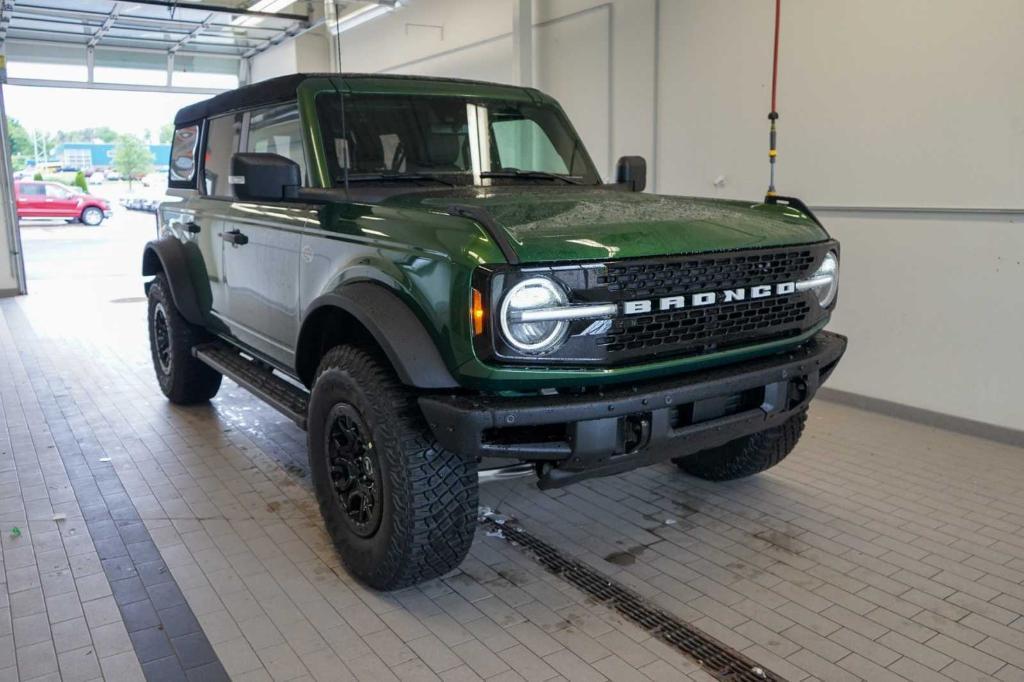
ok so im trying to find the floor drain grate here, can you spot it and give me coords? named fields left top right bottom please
left=480, top=516, right=782, bottom=682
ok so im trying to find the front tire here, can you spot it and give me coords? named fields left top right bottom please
left=147, top=273, right=222, bottom=404
left=81, top=206, right=104, bottom=226
left=673, top=411, right=806, bottom=481
left=308, top=346, right=478, bottom=590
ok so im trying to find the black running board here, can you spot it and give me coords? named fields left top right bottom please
left=193, top=343, right=309, bottom=429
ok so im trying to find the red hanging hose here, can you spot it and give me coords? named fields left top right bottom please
left=767, top=0, right=781, bottom=196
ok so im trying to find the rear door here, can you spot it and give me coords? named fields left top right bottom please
left=217, top=103, right=311, bottom=368
left=15, top=182, right=46, bottom=217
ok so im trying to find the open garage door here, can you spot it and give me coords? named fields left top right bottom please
left=0, top=0, right=316, bottom=296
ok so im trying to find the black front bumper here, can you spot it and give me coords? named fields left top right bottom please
left=419, top=331, right=847, bottom=488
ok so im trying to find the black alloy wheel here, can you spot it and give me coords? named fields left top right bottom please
left=324, top=404, right=383, bottom=538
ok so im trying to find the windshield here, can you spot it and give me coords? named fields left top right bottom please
left=316, top=93, right=602, bottom=187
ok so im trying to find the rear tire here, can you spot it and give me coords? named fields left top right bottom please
left=308, top=346, right=478, bottom=591
left=81, top=206, right=104, bottom=226
left=147, top=273, right=222, bottom=404
left=673, top=411, right=806, bottom=481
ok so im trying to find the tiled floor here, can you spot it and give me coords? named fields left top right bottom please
left=2, top=277, right=1024, bottom=681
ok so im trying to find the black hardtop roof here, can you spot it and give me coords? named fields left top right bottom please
left=173, top=72, right=532, bottom=126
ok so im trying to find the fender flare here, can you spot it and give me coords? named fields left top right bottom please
left=300, top=283, right=459, bottom=389
left=141, top=237, right=207, bottom=326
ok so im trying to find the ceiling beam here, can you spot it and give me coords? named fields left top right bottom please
left=169, top=13, right=213, bottom=53
left=14, top=3, right=288, bottom=34
left=7, top=76, right=227, bottom=95
left=118, top=0, right=307, bottom=22
left=87, top=2, right=119, bottom=49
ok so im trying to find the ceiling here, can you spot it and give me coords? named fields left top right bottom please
left=0, top=0, right=312, bottom=60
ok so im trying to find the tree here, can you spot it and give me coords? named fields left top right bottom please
left=159, top=123, right=174, bottom=145
left=113, top=134, right=154, bottom=189
left=73, top=170, right=89, bottom=194
left=6, top=118, right=32, bottom=170
left=33, top=172, right=44, bottom=181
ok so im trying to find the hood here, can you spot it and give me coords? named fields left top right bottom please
left=390, top=187, right=829, bottom=263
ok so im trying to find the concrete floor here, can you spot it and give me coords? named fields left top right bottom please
left=1, top=216, right=1023, bottom=681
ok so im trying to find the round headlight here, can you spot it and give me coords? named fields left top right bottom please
left=799, top=251, right=839, bottom=308
left=499, top=277, right=569, bottom=353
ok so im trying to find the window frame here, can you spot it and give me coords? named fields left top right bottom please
left=193, top=99, right=311, bottom=201
left=244, top=102, right=311, bottom=188
left=200, top=111, right=244, bottom=200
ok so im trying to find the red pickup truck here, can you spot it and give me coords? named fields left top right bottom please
left=15, top=180, right=112, bottom=226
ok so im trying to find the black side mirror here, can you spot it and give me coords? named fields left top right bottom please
left=230, top=153, right=300, bottom=202
left=615, top=156, right=647, bottom=192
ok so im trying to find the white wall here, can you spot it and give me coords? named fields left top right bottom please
left=317, top=0, right=1024, bottom=431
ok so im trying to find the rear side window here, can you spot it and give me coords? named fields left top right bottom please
left=169, top=124, right=200, bottom=187
left=19, top=183, right=44, bottom=196
left=246, top=103, right=308, bottom=185
left=203, top=113, right=242, bottom=198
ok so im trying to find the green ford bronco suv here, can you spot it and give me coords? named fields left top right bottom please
left=144, top=73, right=846, bottom=589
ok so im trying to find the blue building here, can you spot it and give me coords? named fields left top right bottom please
left=54, top=142, right=172, bottom=171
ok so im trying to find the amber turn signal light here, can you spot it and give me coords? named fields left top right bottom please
left=472, top=288, right=485, bottom=335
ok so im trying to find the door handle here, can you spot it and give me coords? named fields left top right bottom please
left=185, top=222, right=201, bottom=234
left=221, top=229, right=249, bottom=246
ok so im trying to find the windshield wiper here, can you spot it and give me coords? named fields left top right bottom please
left=342, top=173, right=457, bottom=187
left=479, top=169, right=582, bottom=185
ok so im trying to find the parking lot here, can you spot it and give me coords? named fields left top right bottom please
left=19, top=181, right=159, bottom=290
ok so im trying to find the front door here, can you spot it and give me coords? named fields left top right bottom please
left=43, top=183, right=80, bottom=217
left=211, top=103, right=313, bottom=368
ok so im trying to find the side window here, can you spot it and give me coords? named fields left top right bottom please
left=246, top=103, right=308, bottom=185
left=204, top=113, right=242, bottom=198
left=45, top=184, right=72, bottom=199
left=169, top=124, right=200, bottom=186
left=19, top=183, right=44, bottom=196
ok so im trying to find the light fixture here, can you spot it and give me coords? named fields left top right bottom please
left=232, top=0, right=296, bottom=27
left=331, top=2, right=395, bottom=34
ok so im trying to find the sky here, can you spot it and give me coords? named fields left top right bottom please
left=5, top=85, right=210, bottom=139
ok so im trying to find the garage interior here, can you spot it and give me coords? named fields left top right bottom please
left=0, top=1, right=1022, bottom=681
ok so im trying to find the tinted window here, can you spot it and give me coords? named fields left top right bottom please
left=169, top=124, right=200, bottom=185
left=203, top=113, right=242, bottom=198
left=19, top=183, right=44, bottom=196
left=246, top=104, right=308, bottom=185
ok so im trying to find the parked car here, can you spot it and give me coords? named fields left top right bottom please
left=144, top=73, right=846, bottom=590
left=89, top=171, right=106, bottom=185
left=121, top=190, right=162, bottom=213
left=105, top=170, right=122, bottom=181
left=15, top=180, right=112, bottom=226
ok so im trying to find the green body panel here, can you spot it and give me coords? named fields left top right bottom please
left=382, top=186, right=828, bottom=263
left=169, top=74, right=836, bottom=394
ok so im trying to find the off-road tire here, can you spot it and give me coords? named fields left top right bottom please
left=673, top=411, right=807, bottom=481
left=147, top=273, right=222, bottom=404
left=308, top=346, right=477, bottom=591
left=81, top=206, right=104, bottom=226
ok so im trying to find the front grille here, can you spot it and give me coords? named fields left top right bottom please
left=597, top=249, right=818, bottom=299
left=597, top=297, right=811, bottom=357
left=480, top=242, right=834, bottom=367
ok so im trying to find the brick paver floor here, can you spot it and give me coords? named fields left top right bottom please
left=1, top=280, right=1023, bottom=681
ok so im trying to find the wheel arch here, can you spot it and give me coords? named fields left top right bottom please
left=296, top=282, right=459, bottom=390
left=141, top=238, right=206, bottom=326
